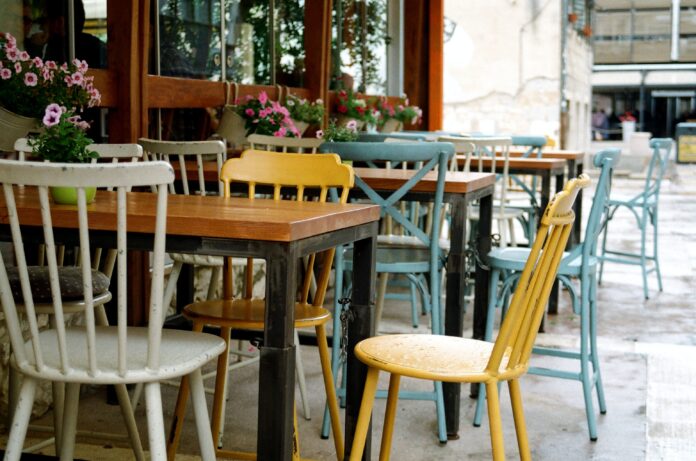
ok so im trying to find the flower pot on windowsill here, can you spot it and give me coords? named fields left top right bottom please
left=380, top=119, right=403, bottom=133
left=216, top=107, right=247, bottom=149
left=293, top=121, right=310, bottom=135
left=568, top=12, right=578, bottom=23
left=50, top=186, right=97, bottom=205
left=0, top=106, right=38, bottom=152
left=336, top=115, right=365, bottom=131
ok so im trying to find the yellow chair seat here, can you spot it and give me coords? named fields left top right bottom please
left=355, top=334, right=518, bottom=383
left=183, top=298, right=331, bottom=329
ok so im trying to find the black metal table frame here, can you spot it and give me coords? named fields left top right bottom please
left=1, top=221, right=379, bottom=461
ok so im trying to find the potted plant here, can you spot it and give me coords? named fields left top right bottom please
left=236, top=91, right=300, bottom=138
left=334, top=90, right=374, bottom=130
left=286, top=95, right=325, bottom=135
left=0, top=32, right=101, bottom=151
left=375, top=97, right=423, bottom=133
left=30, top=103, right=98, bottom=204
left=317, top=119, right=360, bottom=143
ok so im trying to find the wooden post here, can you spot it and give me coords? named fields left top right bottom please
left=305, top=0, right=334, bottom=127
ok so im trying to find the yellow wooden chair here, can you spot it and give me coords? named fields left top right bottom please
left=347, top=175, right=590, bottom=461
left=166, top=149, right=353, bottom=461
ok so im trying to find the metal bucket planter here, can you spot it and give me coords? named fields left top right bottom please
left=380, top=119, right=403, bottom=133
left=0, top=106, right=38, bottom=152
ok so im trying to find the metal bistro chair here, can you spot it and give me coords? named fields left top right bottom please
left=9, top=139, right=146, bottom=458
left=166, top=149, right=352, bottom=461
left=476, top=149, right=620, bottom=440
left=0, top=160, right=225, bottom=461
left=599, top=138, right=673, bottom=299
left=318, top=141, right=453, bottom=443
left=507, top=135, right=548, bottom=241
left=347, top=175, right=589, bottom=461
left=248, top=133, right=323, bottom=153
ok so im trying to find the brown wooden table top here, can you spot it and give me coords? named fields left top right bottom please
left=508, top=149, right=585, bottom=162
left=454, top=155, right=566, bottom=171
left=352, top=168, right=496, bottom=194
left=0, top=188, right=381, bottom=243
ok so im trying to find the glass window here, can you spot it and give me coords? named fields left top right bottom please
left=331, top=0, right=388, bottom=95
left=0, top=0, right=107, bottom=69
left=224, top=0, right=270, bottom=84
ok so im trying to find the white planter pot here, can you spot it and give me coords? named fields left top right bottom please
left=0, top=106, right=38, bottom=152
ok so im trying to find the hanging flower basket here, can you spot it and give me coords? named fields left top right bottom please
left=0, top=106, right=38, bottom=152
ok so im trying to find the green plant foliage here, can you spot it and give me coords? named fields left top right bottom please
left=29, top=104, right=97, bottom=163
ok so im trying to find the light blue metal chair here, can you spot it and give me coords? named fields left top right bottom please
left=357, top=132, right=427, bottom=142
left=318, top=141, right=453, bottom=443
left=507, top=135, right=548, bottom=242
left=599, top=138, right=673, bottom=299
left=474, top=149, right=621, bottom=441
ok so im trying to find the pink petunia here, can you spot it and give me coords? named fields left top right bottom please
left=46, top=103, right=62, bottom=115
left=32, top=57, right=43, bottom=68
left=71, top=72, right=84, bottom=85
left=0, top=68, right=11, bottom=80
left=245, top=108, right=255, bottom=117
left=315, top=130, right=324, bottom=139
left=45, top=60, right=57, bottom=70
left=274, top=127, right=287, bottom=137
left=42, top=111, right=60, bottom=128
left=18, top=51, right=30, bottom=62
left=346, top=120, right=358, bottom=131
left=258, top=91, right=268, bottom=105
left=14, top=62, right=21, bottom=73
left=24, top=72, right=38, bottom=86
left=5, top=33, right=16, bottom=46
left=64, top=75, right=73, bottom=86
left=60, top=63, right=68, bottom=71
left=5, top=47, right=18, bottom=62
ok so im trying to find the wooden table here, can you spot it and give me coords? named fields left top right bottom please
left=353, top=167, right=496, bottom=441
left=0, top=189, right=380, bottom=461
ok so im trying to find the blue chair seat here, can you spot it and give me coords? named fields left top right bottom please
left=606, top=194, right=656, bottom=208
left=489, top=247, right=598, bottom=277
left=344, top=246, right=443, bottom=274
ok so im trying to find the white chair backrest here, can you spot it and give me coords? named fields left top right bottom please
left=247, top=133, right=322, bottom=153
left=89, top=143, right=144, bottom=163
left=462, top=136, right=513, bottom=220
left=437, top=136, right=476, bottom=172
left=138, top=138, right=226, bottom=196
left=0, top=160, right=174, bottom=380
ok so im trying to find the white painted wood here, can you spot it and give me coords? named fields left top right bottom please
left=0, top=159, right=225, bottom=459
left=247, top=133, right=323, bottom=153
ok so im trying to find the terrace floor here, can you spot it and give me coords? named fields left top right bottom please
left=3, top=145, right=695, bottom=460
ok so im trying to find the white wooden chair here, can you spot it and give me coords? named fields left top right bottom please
left=0, top=159, right=225, bottom=461
left=8, top=140, right=146, bottom=457
left=247, top=133, right=322, bottom=153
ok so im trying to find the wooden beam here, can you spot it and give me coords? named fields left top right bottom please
left=403, top=0, right=428, bottom=128
left=304, top=0, right=333, bottom=126
left=428, top=0, right=444, bottom=130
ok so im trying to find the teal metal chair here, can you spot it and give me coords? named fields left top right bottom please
left=507, top=135, right=548, bottom=242
left=357, top=132, right=427, bottom=142
left=318, top=141, right=454, bottom=443
left=474, top=149, right=621, bottom=441
left=599, top=138, right=673, bottom=299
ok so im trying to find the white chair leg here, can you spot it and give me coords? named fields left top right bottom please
left=144, top=382, right=167, bottom=461
left=189, top=369, right=217, bottom=461
left=4, top=376, right=37, bottom=461
left=375, top=273, right=389, bottom=331
left=114, top=383, right=145, bottom=461
left=508, top=219, right=517, bottom=247
left=207, top=266, right=222, bottom=300
left=295, top=329, right=311, bottom=420
left=162, top=260, right=183, bottom=315
left=59, top=383, right=81, bottom=461
left=51, top=382, right=65, bottom=454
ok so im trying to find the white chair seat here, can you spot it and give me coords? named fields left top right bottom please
left=20, top=327, right=226, bottom=384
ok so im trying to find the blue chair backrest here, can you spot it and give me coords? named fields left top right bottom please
left=357, top=132, right=427, bottom=142
left=643, top=138, right=673, bottom=201
left=581, top=148, right=621, bottom=262
left=319, top=141, right=454, bottom=255
left=510, top=135, right=547, bottom=158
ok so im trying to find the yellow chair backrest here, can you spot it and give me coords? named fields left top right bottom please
left=220, top=148, right=354, bottom=303
left=486, top=174, right=591, bottom=376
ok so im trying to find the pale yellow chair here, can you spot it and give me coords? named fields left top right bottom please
left=166, top=149, right=353, bottom=461
left=347, top=175, right=590, bottom=461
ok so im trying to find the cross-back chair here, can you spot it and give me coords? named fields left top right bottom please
left=166, top=149, right=353, bottom=461
left=9, top=139, right=146, bottom=458
left=0, top=160, right=225, bottom=461
left=318, top=141, right=453, bottom=443
left=477, top=149, right=620, bottom=440
left=507, top=135, right=548, bottom=241
left=247, top=133, right=323, bottom=153
left=346, top=175, right=589, bottom=461
left=599, top=138, right=673, bottom=299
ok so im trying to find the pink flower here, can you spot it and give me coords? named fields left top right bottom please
left=274, top=127, right=287, bottom=137
left=42, top=67, right=52, bottom=81
left=45, top=60, right=57, bottom=70
left=32, top=57, right=43, bottom=68
left=60, top=63, right=68, bottom=71
left=4, top=33, right=16, bottom=46
left=42, top=111, right=60, bottom=128
left=0, top=69, right=11, bottom=80
left=259, top=108, right=272, bottom=118
left=14, top=62, right=21, bottom=73
left=5, top=47, right=18, bottom=62
left=64, top=75, right=73, bottom=86
left=315, top=130, right=324, bottom=139
left=73, top=59, right=88, bottom=73
left=245, top=108, right=255, bottom=117
left=24, top=72, right=38, bottom=86
left=71, top=72, right=84, bottom=85
left=18, top=51, right=30, bottom=62
left=46, top=103, right=62, bottom=115
left=258, top=91, right=268, bottom=105
left=346, top=120, right=358, bottom=131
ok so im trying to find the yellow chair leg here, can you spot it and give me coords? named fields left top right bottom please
left=379, top=374, right=401, bottom=461
left=349, top=367, right=380, bottom=461
left=166, top=322, right=204, bottom=461
left=293, top=401, right=301, bottom=461
left=508, top=379, right=531, bottom=461
left=316, top=325, right=345, bottom=460
left=485, top=381, right=506, bottom=461
left=211, top=326, right=233, bottom=451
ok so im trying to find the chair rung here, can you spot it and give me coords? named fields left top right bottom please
left=528, top=367, right=581, bottom=381
left=533, top=347, right=582, bottom=360
left=25, top=424, right=130, bottom=453
left=335, top=387, right=438, bottom=401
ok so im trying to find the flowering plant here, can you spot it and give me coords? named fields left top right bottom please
left=29, top=104, right=96, bottom=163
left=317, top=119, right=359, bottom=142
left=0, top=33, right=101, bottom=119
left=236, top=91, right=299, bottom=137
left=334, top=90, right=375, bottom=125
left=375, top=97, right=422, bottom=126
left=286, top=95, right=325, bottom=125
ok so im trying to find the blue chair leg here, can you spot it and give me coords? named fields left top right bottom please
left=434, top=381, right=447, bottom=443
left=579, top=278, right=598, bottom=441
left=589, top=273, right=607, bottom=415
left=651, top=206, right=664, bottom=292
left=639, top=210, right=650, bottom=299
left=473, top=383, right=487, bottom=427
left=474, top=268, right=502, bottom=427
left=410, top=279, right=420, bottom=328
left=598, top=213, right=611, bottom=285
